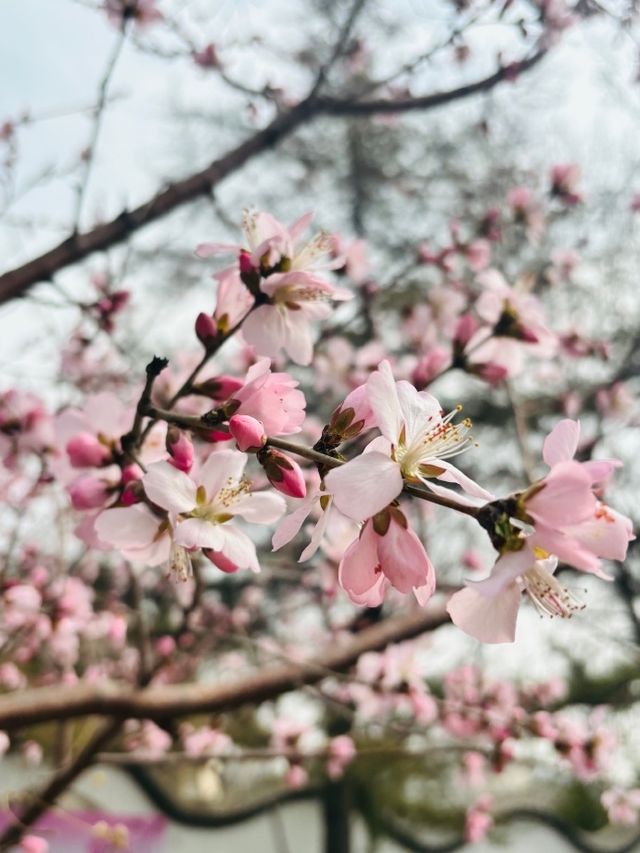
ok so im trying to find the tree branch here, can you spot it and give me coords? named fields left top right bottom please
left=0, top=51, right=547, bottom=305
left=0, top=605, right=448, bottom=730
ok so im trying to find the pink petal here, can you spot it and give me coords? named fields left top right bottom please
left=299, top=501, right=332, bottom=562
left=447, top=585, right=521, bottom=644
left=338, top=524, right=381, bottom=597
left=143, top=461, right=197, bottom=513
left=527, top=460, right=596, bottom=528
left=530, top=524, right=608, bottom=577
left=195, top=241, right=240, bottom=258
left=366, top=360, right=403, bottom=443
left=377, top=522, right=436, bottom=594
left=543, top=419, right=580, bottom=467
left=324, top=452, right=403, bottom=521
left=242, top=305, right=286, bottom=360
left=467, top=549, right=534, bottom=598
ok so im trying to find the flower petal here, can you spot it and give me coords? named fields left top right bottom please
left=366, top=360, right=403, bottom=443
left=218, top=525, right=260, bottom=572
left=175, top=518, right=224, bottom=550
left=324, top=452, right=403, bottom=521
left=198, top=450, right=247, bottom=502
left=447, top=584, right=521, bottom=644
left=143, top=461, right=197, bottom=513
left=543, top=419, right=580, bottom=467
left=232, top=490, right=286, bottom=524
left=377, top=522, right=436, bottom=594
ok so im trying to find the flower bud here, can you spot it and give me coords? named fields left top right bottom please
left=454, top=313, right=478, bottom=348
left=66, top=433, right=111, bottom=468
left=193, top=375, right=244, bottom=400
left=204, top=549, right=240, bottom=574
left=257, top=448, right=306, bottom=498
left=228, top=415, right=266, bottom=452
left=68, top=475, right=110, bottom=510
left=166, top=427, right=194, bottom=472
left=195, top=312, right=218, bottom=349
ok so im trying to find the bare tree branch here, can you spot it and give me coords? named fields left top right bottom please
left=0, top=605, right=448, bottom=730
left=0, top=51, right=546, bottom=305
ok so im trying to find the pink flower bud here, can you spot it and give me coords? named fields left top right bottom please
left=195, top=312, right=218, bottom=348
left=121, top=464, right=142, bottom=485
left=66, top=433, right=111, bottom=468
left=239, top=250, right=256, bottom=276
left=474, top=362, right=509, bottom=385
left=155, top=635, right=177, bottom=657
left=204, top=549, right=240, bottom=574
left=454, top=313, right=478, bottom=347
left=166, top=427, right=194, bottom=472
left=229, top=415, right=266, bottom=451
left=68, top=475, right=110, bottom=510
left=195, top=375, right=244, bottom=401
left=258, top=448, right=306, bottom=498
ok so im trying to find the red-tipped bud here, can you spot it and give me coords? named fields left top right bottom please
left=121, top=464, right=143, bottom=485
left=66, top=433, right=111, bottom=468
left=258, top=448, right=306, bottom=498
left=195, top=312, right=218, bottom=349
left=166, top=427, right=194, bottom=472
left=473, top=362, right=509, bottom=385
left=239, top=250, right=255, bottom=275
left=193, top=375, right=244, bottom=401
left=68, top=475, right=109, bottom=510
left=228, top=415, right=266, bottom=452
left=203, top=549, right=240, bottom=573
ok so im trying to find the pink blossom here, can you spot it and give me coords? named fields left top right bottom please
left=465, top=239, right=492, bottom=271
left=197, top=211, right=352, bottom=364
left=228, top=358, right=306, bottom=435
left=212, top=267, right=254, bottom=333
left=325, top=360, right=491, bottom=522
left=338, top=507, right=436, bottom=607
left=140, top=451, right=285, bottom=573
left=327, top=735, right=356, bottom=779
left=465, top=795, right=493, bottom=843
left=447, top=553, right=580, bottom=644
left=284, top=763, right=308, bottom=789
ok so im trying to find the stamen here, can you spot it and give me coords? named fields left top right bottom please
left=520, top=564, right=585, bottom=619
left=169, top=543, right=193, bottom=583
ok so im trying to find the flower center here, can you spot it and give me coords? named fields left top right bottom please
left=190, top=478, right=250, bottom=523
left=396, top=406, right=475, bottom=477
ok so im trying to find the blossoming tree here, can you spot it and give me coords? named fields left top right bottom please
left=0, top=0, right=639, bottom=851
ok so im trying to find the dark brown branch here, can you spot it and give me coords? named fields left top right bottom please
left=0, top=52, right=547, bottom=305
left=0, top=605, right=448, bottom=730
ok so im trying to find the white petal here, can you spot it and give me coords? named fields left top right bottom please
left=447, top=585, right=521, bottom=644
left=396, top=381, right=441, bottom=446
left=232, top=490, right=286, bottom=523
left=430, top=459, right=494, bottom=501
left=324, top=453, right=403, bottom=521
left=143, top=461, right=197, bottom=513
left=242, top=305, right=286, bottom=359
left=366, top=360, right=403, bottom=443
left=219, top=525, right=260, bottom=572
left=95, top=505, right=160, bottom=548
left=175, top=518, right=224, bottom=550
